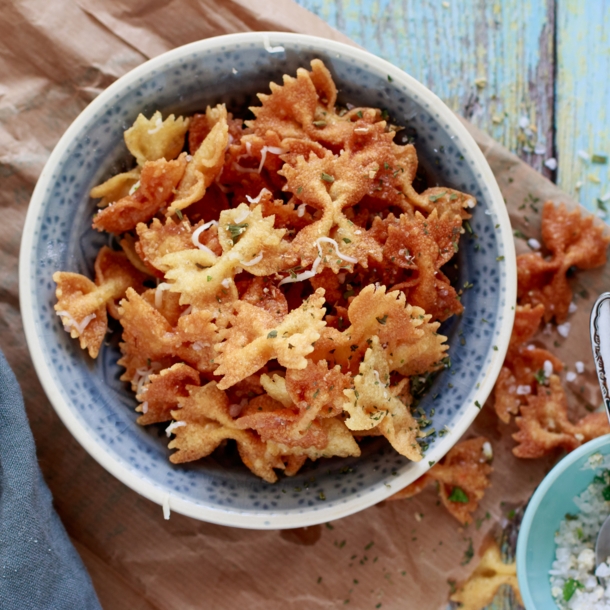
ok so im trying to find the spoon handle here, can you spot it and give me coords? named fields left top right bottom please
left=590, top=292, right=610, bottom=423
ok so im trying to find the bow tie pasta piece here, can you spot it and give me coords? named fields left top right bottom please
left=213, top=288, right=327, bottom=390
left=118, top=288, right=218, bottom=382
left=383, top=210, right=464, bottom=321
left=259, top=361, right=351, bottom=435
left=279, top=150, right=384, bottom=272
left=93, top=154, right=187, bottom=234
left=518, top=202, right=610, bottom=323
left=312, top=284, right=447, bottom=377
left=513, top=375, right=610, bottom=458
left=493, top=304, right=563, bottom=424
left=135, top=216, right=221, bottom=275
left=343, top=336, right=421, bottom=461
left=389, top=437, right=493, bottom=525
left=54, top=246, right=148, bottom=358
left=136, top=363, right=200, bottom=425
left=167, top=106, right=229, bottom=215
left=265, top=418, right=361, bottom=466
left=248, top=59, right=385, bottom=150
left=89, top=168, right=141, bottom=209
left=168, top=382, right=282, bottom=483
left=124, top=111, right=190, bottom=167
left=235, top=394, right=328, bottom=450
left=160, top=204, right=287, bottom=309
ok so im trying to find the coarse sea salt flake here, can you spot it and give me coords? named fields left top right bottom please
left=543, top=360, right=553, bottom=377
left=516, top=385, right=531, bottom=395
left=544, top=157, right=557, bottom=171
left=528, top=238, right=541, bottom=250
left=566, top=371, right=577, bottom=382
left=575, top=361, right=585, bottom=374
left=518, top=116, right=530, bottom=129
left=569, top=301, right=578, bottom=314
left=557, top=322, right=571, bottom=338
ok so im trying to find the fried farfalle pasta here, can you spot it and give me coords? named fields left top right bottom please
left=450, top=541, right=522, bottom=610
left=169, top=381, right=282, bottom=483
left=389, top=437, right=493, bottom=524
left=214, top=289, right=327, bottom=390
left=92, top=155, right=187, bottom=234
left=167, top=105, right=229, bottom=215
left=124, top=111, right=190, bottom=167
left=493, top=304, right=563, bottom=423
left=136, top=363, right=200, bottom=425
left=513, top=375, right=610, bottom=458
left=55, top=59, right=477, bottom=481
left=312, top=284, right=447, bottom=377
left=160, top=204, right=288, bottom=310
left=54, top=246, right=148, bottom=358
left=518, top=202, right=609, bottom=323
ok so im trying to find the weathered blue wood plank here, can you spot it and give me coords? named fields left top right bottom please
left=556, top=0, right=610, bottom=214
left=294, top=0, right=555, bottom=177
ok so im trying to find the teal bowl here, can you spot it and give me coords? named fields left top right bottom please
left=517, top=434, right=610, bottom=608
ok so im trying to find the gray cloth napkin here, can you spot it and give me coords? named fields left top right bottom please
left=0, top=350, right=102, bottom=609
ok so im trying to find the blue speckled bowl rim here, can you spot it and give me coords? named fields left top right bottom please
left=517, top=434, right=610, bottom=609
left=20, top=32, right=516, bottom=529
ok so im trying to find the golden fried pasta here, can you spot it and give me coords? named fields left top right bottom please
left=54, top=60, right=477, bottom=481
left=389, top=437, right=493, bottom=524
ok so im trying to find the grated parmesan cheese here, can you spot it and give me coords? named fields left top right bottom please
left=55, top=310, right=96, bottom=336
left=155, top=283, right=171, bottom=309
left=191, top=220, right=218, bottom=256
left=128, top=180, right=141, bottom=195
left=246, top=188, right=271, bottom=205
left=165, top=421, right=187, bottom=437
left=240, top=252, right=263, bottom=267
left=162, top=494, right=171, bottom=520
left=147, top=116, right=163, bottom=134
left=262, top=33, right=285, bottom=54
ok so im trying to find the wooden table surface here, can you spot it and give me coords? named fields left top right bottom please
left=295, top=0, right=610, bottom=216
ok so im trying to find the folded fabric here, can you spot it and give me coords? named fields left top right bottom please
left=0, top=350, right=102, bottom=610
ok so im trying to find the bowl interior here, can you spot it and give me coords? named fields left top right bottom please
left=22, top=33, right=512, bottom=527
left=517, top=435, right=610, bottom=608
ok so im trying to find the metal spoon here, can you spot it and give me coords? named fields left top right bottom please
left=590, top=292, right=610, bottom=566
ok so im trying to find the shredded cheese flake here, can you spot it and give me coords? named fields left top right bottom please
left=165, top=420, right=187, bottom=437
left=162, top=493, right=171, bottom=520
left=246, top=188, right=271, bottom=205
left=147, top=116, right=163, bottom=134
left=155, top=282, right=171, bottom=309
left=240, top=252, right=263, bottom=267
left=191, top=221, right=218, bottom=256
left=55, top=310, right=96, bottom=336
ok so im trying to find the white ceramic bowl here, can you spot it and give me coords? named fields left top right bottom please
left=20, top=32, right=515, bottom=528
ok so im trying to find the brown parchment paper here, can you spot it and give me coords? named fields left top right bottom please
left=1, top=2, right=606, bottom=609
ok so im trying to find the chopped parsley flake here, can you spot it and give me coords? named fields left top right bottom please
left=448, top=487, right=469, bottom=503
left=563, top=578, right=584, bottom=601
left=321, top=172, right=335, bottom=183
left=376, top=314, right=388, bottom=325
left=175, top=209, right=183, bottom=220
left=227, top=222, right=248, bottom=244
left=267, top=330, right=278, bottom=339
